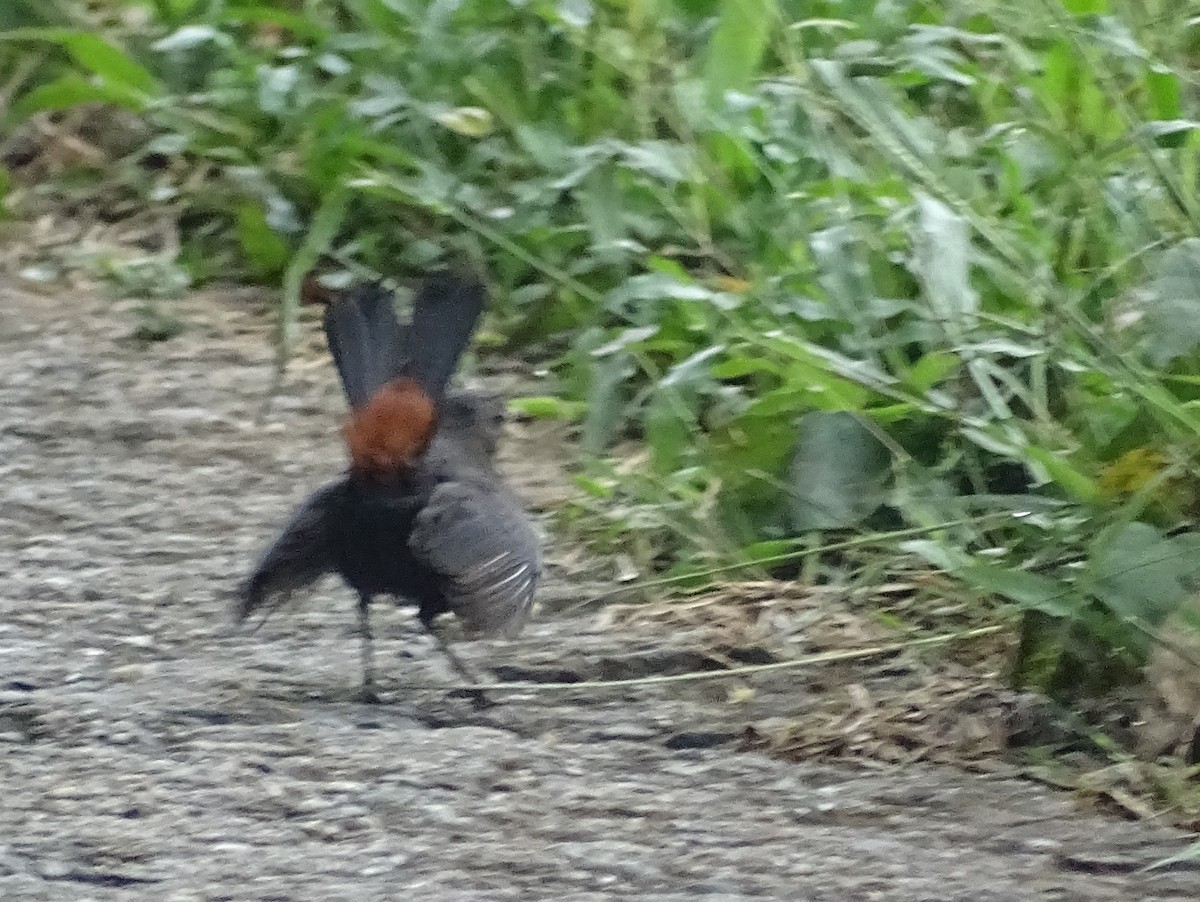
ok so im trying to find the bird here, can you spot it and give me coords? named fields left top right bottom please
left=237, top=272, right=541, bottom=704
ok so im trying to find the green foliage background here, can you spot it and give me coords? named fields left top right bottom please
left=5, top=0, right=1200, bottom=700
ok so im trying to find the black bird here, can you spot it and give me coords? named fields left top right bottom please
left=238, top=273, right=541, bottom=702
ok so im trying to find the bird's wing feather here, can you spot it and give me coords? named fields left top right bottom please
left=408, top=480, right=541, bottom=637
left=236, top=479, right=345, bottom=623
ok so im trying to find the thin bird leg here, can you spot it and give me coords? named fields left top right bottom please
left=422, top=614, right=493, bottom=710
left=434, top=632, right=482, bottom=684
left=357, top=593, right=379, bottom=704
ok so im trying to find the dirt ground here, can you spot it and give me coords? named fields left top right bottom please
left=1, top=282, right=1198, bottom=901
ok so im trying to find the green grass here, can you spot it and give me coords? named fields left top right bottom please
left=5, top=0, right=1200, bottom=703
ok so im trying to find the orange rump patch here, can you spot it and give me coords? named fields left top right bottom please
left=342, top=378, right=437, bottom=476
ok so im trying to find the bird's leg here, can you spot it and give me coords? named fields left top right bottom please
left=434, top=631, right=482, bottom=685
left=356, top=593, right=379, bottom=704
left=421, top=613, right=493, bottom=710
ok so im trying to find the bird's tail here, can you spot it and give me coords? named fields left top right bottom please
left=401, top=271, right=487, bottom=403
left=320, top=272, right=487, bottom=410
left=322, top=282, right=408, bottom=410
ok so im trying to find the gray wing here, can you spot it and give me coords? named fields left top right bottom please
left=236, top=480, right=344, bottom=624
left=408, top=480, right=541, bottom=637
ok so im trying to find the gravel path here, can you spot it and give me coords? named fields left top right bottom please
left=1, top=284, right=1197, bottom=901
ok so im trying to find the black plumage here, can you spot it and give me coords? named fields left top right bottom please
left=238, top=272, right=540, bottom=702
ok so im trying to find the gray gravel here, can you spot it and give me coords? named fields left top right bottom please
left=1, top=284, right=1197, bottom=901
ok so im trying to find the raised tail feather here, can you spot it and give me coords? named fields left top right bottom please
left=322, top=282, right=408, bottom=410
left=322, top=271, right=487, bottom=411
left=402, top=271, right=487, bottom=403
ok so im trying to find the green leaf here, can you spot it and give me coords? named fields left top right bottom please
left=64, top=33, right=159, bottom=94
left=712, top=407, right=794, bottom=503
left=508, top=396, right=587, bottom=421
left=1060, top=0, right=1107, bottom=13
left=1142, top=119, right=1199, bottom=149
left=578, top=167, right=627, bottom=260
left=962, top=562, right=1079, bottom=618
left=1025, top=446, right=1102, bottom=504
left=152, top=25, right=230, bottom=52
left=1087, top=522, right=1189, bottom=628
left=1, top=28, right=159, bottom=99
left=661, top=345, right=724, bottom=387
left=645, top=387, right=695, bottom=474
left=808, top=224, right=876, bottom=336
left=1145, top=69, right=1181, bottom=121
left=741, top=539, right=801, bottom=564
left=14, top=73, right=139, bottom=116
left=592, top=326, right=659, bottom=357
left=236, top=202, right=290, bottom=279
left=764, top=334, right=893, bottom=399
left=703, top=0, right=774, bottom=103
left=787, top=411, right=890, bottom=530
left=913, top=193, right=976, bottom=338
left=710, top=355, right=781, bottom=379
left=581, top=354, right=633, bottom=454
left=435, top=106, right=495, bottom=137
left=905, top=350, right=961, bottom=393
left=620, top=141, right=693, bottom=184
left=257, top=64, right=299, bottom=116
left=1143, top=239, right=1200, bottom=367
